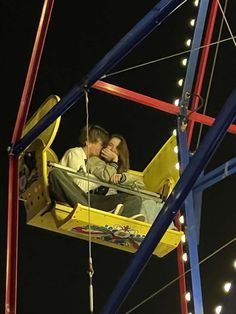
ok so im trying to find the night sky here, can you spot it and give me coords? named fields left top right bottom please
left=1, top=1, right=236, bottom=313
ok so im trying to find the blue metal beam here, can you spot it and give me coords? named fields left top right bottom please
left=176, top=0, right=210, bottom=312
left=193, top=157, right=236, bottom=192
left=11, top=0, right=186, bottom=156
left=100, top=87, right=236, bottom=313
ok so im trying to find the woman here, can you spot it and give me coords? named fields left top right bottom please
left=87, top=134, right=176, bottom=227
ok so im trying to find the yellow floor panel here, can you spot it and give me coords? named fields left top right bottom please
left=28, top=202, right=183, bottom=258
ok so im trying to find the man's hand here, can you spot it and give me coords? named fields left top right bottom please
left=101, top=148, right=118, bottom=162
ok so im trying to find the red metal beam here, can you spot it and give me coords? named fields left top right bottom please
left=93, top=80, right=236, bottom=134
left=5, top=1, right=55, bottom=313
left=187, top=0, right=219, bottom=145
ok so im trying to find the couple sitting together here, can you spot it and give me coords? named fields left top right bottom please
left=48, top=124, right=170, bottom=225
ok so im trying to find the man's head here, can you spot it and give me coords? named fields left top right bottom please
left=79, top=124, right=109, bottom=157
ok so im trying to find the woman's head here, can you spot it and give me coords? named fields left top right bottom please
left=107, top=134, right=130, bottom=173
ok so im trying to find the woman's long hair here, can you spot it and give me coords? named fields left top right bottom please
left=110, top=134, right=130, bottom=173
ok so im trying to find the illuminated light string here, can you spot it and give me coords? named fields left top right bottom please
left=214, top=259, right=236, bottom=314
left=124, top=238, right=236, bottom=314
left=173, top=2, right=197, bottom=312
left=101, top=35, right=236, bottom=80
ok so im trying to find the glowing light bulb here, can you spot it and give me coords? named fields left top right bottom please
left=175, top=162, right=180, bottom=170
left=182, top=253, right=188, bottom=262
left=174, top=146, right=178, bottom=153
left=194, top=0, right=200, bottom=7
left=177, top=78, right=184, bottom=86
left=185, top=39, right=192, bottom=47
left=172, top=129, right=177, bottom=136
left=185, top=292, right=191, bottom=301
left=223, top=282, right=231, bottom=293
left=181, top=58, right=188, bottom=66
left=179, top=215, right=185, bottom=224
left=215, top=305, right=222, bottom=314
left=181, top=234, right=186, bottom=243
left=174, top=99, right=180, bottom=106
left=190, top=19, right=195, bottom=27
left=233, top=260, right=236, bottom=269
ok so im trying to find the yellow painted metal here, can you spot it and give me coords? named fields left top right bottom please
left=20, top=96, right=183, bottom=258
left=21, top=94, right=61, bottom=150
left=142, top=135, right=179, bottom=196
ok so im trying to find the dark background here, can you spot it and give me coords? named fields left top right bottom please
left=1, top=1, right=236, bottom=313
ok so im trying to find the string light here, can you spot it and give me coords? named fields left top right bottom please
left=179, top=215, right=185, bottom=224
left=185, top=292, right=191, bottom=301
left=223, top=282, right=231, bottom=293
left=189, top=19, right=195, bottom=27
left=172, top=129, right=177, bottom=136
left=174, top=98, right=180, bottom=106
left=181, top=234, right=186, bottom=243
left=194, top=0, right=200, bottom=7
left=214, top=259, right=236, bottom=313
left=174, top=146, right=178, bottom=153
left=233, top=259, right=236, bottom=269
left=215, top=305, right=222, bottom=314
left=177, top=78, right=184, bottom=86
left=175, top=162, right=180, bottom=170
left=185, top=39, right=192, bottom=47
left=182, top=253, right=188, bottom=262
left=181, top=58, right=188, bottom=66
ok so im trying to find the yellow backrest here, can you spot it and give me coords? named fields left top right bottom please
left=129, top=135, right=180, bottom=199
left=143, top=135, right=179, bottom=196
left=20, top=95, right=61, bottom=221
left=22, top=95, right=61, bottom=150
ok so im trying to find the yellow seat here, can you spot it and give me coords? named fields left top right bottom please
left=20, top=95, right=183, bottom=258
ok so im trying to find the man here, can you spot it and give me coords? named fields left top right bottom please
left=48, top=124, right=144, bottom=220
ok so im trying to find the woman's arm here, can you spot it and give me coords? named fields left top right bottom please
left=87, top=156, right=118, bottom=182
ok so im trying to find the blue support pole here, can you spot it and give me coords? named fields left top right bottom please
left=11, top=0, right=186, bottom=156
left=99, top=88, right=236, bottom=313
left=176, top=1, right=210, bottom=313
left=177, top=125, right=204, bottom=313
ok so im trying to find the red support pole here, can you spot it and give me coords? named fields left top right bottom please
left=93, top=80, right=236, bottom=134
left=5, top=1, right=55, bottom=313
left=187, top=0, right=219, bottom=145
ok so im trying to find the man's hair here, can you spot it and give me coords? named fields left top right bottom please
left=79, top=124, right=109, bottom=147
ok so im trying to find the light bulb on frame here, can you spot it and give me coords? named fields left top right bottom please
left=181, top=58, right=188, bottom=66
left=175, top=162, right=180, bottom=170
left=174, top=146, right=178, bottom=154
left=177, top=78, right=184, bottom=86
left=194, top=0, right=200, bottom=7
left=182, top=253, right=188, bottom=262
left=174, top=99, right=180, bottom=106
left=185, top=39, right=192, bottom=47
left=185, top=292, right=191, bottom=301
left=223, top=282, right=231, bottom=293
left=181, top=234, right=186, bottom=243
left=233, top=260, right=236, bottom=269
left=179, top=215, right=184, bottom=224
left=190, top=19, right=195, bottom=27
left=215, top=305, right=222, bottom=314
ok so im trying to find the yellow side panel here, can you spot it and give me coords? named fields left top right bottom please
left=142, top=135, right=179, bottom=193
left=22, top=95, right=61, bottom=150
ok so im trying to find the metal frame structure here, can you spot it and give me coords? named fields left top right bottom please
left=5, top=0, right=236, bottom=313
